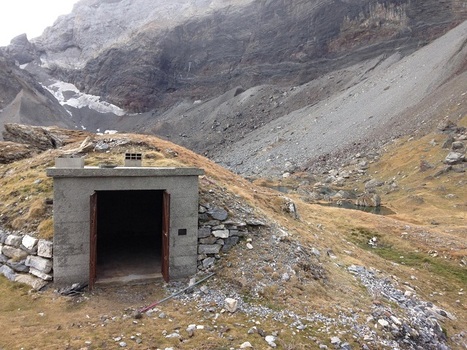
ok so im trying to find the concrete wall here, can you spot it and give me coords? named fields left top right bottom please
left=47, top=167, right=204, bottom=286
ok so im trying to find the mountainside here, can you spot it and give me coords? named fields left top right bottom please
left=36, top=0, right=467, bottom=112
left=0, top=0, right=466, bottom=178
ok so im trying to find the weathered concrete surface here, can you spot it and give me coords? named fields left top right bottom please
left=47, top=166, right=204, bottom=286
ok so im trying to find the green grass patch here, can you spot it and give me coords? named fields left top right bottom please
left=349, top=227, right=467, bottom=286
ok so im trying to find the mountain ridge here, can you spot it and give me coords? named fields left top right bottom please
left=0, top=0, right=466, bottom=178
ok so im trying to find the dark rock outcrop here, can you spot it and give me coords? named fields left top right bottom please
left=2, top=123, right=88, bottom=151
left=33, top=0, right=467, bottom=113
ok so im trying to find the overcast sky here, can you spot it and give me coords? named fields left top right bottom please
left=0, top=0, right=78, bottom=46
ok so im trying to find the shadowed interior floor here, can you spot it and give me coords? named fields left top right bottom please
left=96, top=239, right=162, bottom=284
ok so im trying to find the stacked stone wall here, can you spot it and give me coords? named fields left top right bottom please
left=0, top=230, right=53, bottom=290
left=197, top=204, right=262, bottom=271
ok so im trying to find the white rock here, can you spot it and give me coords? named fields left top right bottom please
left=265, top=335, right=276, bottom=347
left=390, top=316, right=402, bottom=325
left=224, top=298, right=238, bottom=313
left=25, top=255, right=53, bottom=273
left=22, top=235, right=38, bottom=250
left=246, top=243, right=253, bottom=250
left=212, top=229, right=229, bottom=238
left=330, top=336, right=341, bottom=345
left=29, top=267, right=53, bottom=281
left=378, top=319, right=389, bottom=327
left=240, top=342, right=253, bottom=348
left=165, top=332, right=180, bottom=338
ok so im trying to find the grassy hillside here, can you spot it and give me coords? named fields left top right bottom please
left=0, top=124, right=465, bottom=349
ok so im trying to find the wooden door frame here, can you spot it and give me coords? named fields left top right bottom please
left=90, top=189, right=170, bottom=287
left=162, top=191, right=170, bottom=282
left=89, top=192, right=98, bottom=289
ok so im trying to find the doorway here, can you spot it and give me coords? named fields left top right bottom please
left=90, top=190, right=170, bottom=287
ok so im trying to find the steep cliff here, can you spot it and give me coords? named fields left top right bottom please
left=0, top=51, right=74, bottom=138
left=42, top=0, right=466, bottom=112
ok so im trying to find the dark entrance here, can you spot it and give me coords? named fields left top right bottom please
left=89, top=190, right=170, bottom=287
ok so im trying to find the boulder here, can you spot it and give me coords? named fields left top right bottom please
left=22, top=235, right=38, bottom=251
left=0, top=265, right=16, bottom=281
left=29, top=267, right=53, bottom=281
left=224, top=298, right=238, bottom=313
left=444, top=152, right=465, bottom=165
left=208, top=207, right=229, bottom=221
left=355, top=193, right=381, bottom=207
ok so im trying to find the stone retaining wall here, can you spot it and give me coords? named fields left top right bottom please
left=197, top=204, right=263, bottom=271
left=0, top=230, right=53, bottom=290
left=0, top=203, right=261, bottom=288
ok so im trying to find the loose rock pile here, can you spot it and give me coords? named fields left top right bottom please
left=348, top=265, right=455, bottom=350
left=0, top=230, right=53, bottom=290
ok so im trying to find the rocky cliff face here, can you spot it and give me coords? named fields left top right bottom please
left=36, top=0, right=466, bottom=113
left=0, top=51, right=74, bottom=138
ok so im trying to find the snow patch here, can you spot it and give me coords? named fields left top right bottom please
left=44, top=80, right=126, bottom=116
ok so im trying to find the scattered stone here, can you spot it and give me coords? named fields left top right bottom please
left=452, top=141, right=465, bottom=150
left=165, top=332, right=180, bottom=338
left=378, top=319, right=389, bottom=328
left=326, top=249, right=337, bottom=259
left=330, top=336, right=341, bottom=345
left=224, top=298, right=238, bottom=313
left=240, top=341, right=253, bottom=348
left=202, top=257, right=216, bottom=268
left=444, top=152, right=465, bottom=165
left=265, top=335, right=277, bottom=347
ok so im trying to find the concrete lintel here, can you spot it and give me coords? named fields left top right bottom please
left=46, top=167, right=204, bottom=178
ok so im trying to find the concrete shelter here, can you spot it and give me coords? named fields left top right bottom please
left=46, top=166, right=204, bottom=287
